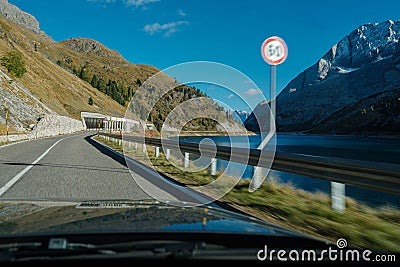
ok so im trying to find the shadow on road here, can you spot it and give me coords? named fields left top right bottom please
left=84, top=134, right=128, bottom=167
left=1, top=160, right=129, bottom=174
left=85, top=134, right=255, bottom=215
left=0, top=134, right=130, bottom=174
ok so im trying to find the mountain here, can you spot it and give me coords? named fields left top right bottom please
left=232, top=110, right=249, bottom=124
left=0, top=0, right=242, bottom=135
left=0, top=1, right=131, bottom=134
left=47, top=37, right=158, bottom=107
left=0, top=0, right=40, bottom=33
left=243, top=101, right=273, bottom=133
left=245, top=20, right=400, bottom=134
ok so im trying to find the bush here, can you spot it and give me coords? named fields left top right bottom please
left=0, top=50, right=26, bottom=78
left=88, top=97, right=94, bottom=106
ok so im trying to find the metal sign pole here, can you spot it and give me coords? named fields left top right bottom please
left=250, top=36, right=287, bottom=192
left=270, top=65, right=276, bottom=129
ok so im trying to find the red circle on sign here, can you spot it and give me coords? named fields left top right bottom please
left=261, top=36, right=288, bottom=65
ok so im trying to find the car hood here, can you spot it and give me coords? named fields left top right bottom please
left=0, top=199, right=303, bottom=237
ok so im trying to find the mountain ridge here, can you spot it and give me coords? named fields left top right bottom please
left=245, top=20, right=400, bottom=134
left=0, top=2, right=137, bottom=133
left=60, top=38, right=125, bottom=60
left=0, top=1, right=243, bottom=135
left=0, top=0, right=40, bottom=34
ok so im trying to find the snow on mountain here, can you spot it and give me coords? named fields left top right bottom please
left=232, top=110, right=249, bottom=124
left=246, top=20, right=400, bottom=134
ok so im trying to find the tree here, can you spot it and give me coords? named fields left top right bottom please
left=88, top=97, right=94, bottom=106
left=0, top=50, right=27, bottom=78
left=79, top=67, right=89, bottom=82
left=91, top=74, right=99, bottom=88
left=127, top=86, right=133, bottom=100
left=72, top=67, right=78, bottom=76
left=97, top=78, right=106, bottom=92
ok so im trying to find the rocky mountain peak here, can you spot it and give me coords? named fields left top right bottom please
left=279, top=20, right=400, bottom=95
left=331, top=20, right=400, bottom=70
left=311, top=20, right=400, bottom=83
left=60, top=38, right=123, bottom=59
left=245, top=20, right=400, bottom=134
left=0, top=0, right=40, bottom=33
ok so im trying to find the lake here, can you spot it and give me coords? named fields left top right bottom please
left=177, top=134, right=400, bottom=208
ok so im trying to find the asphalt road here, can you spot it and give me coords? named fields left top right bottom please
left=0, top=132, right=167, bottom=201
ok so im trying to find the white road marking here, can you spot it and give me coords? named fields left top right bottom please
left=0, top=136, right=70, bottom=197
left=0, top=139, right=30, bottom=149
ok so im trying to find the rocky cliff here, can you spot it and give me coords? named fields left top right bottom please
left=0, top=0, right=40, bottom=33
left=246, top=20, right=400, bottom=134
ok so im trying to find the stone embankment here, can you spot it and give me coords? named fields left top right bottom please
left=0, top=115, right=84, bottom=144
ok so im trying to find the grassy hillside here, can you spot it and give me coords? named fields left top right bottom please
left=43, top=37, right=243, bottom=133
left=0, top=17, right=129, bottom=122
left=44, top=38, right=159, bottom=107
left=0, top=13, right=242, bottom=135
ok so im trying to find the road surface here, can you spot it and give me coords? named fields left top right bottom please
left=0, top=132, right=209, bottom=203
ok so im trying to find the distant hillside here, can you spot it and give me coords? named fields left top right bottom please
left=245, top=20, right=400, bottom=134
left=0, top=16, right=128, bottom=133
left=0, top=1, right=242, bottom=134
left=49, top=38, right=243, bottom=133
left=46, top=38, right=158, bottom=106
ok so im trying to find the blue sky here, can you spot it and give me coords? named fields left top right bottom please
left=8, top=0, right=400, bottom=112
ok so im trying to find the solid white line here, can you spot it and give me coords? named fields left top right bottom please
left=0, top=139, right=30, bottom=149
left=0, top=131, right=88, bottom=149
left=0, top=136, right=69, bottom=197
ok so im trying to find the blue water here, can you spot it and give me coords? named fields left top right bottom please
left=177, top=134, right=400, bottom=208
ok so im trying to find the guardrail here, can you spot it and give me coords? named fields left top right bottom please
left=97, top=132, right=400, bottom=196
left=98, top=132, right=400, bottom=212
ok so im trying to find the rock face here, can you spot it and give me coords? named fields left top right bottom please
left=244, top=100, right=274, bottom=133
left=248, top=20, right=400, bottom=134
left=0, top=69, right=54, bottom=132
left=61, top=38, right=123, bottom=59
left=0, top=0, right=40, bottom=33
left=0, top=1, right=87, bottom=138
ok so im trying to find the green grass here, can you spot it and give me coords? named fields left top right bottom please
left=95, top=135, right=400, bottom=252
left=225, top=180, right=400, bottom=252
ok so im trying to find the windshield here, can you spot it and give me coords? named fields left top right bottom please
left=0, top=0, right=399, bottom=264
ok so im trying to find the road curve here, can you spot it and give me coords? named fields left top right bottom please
left=0, top=132, right=153, bottom=201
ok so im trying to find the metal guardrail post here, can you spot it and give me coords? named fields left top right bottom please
left=184, top=152, right=190, bottom=168
left=251, top=166, right=264, bottom=191
left=331, top=182, right=346, bottom=213
left=210, top=158, right=217, bottom=176
left=166, top=148, right=171, bottom=160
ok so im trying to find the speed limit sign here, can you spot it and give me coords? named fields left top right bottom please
left=261, top=36, right=288, bottom=65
